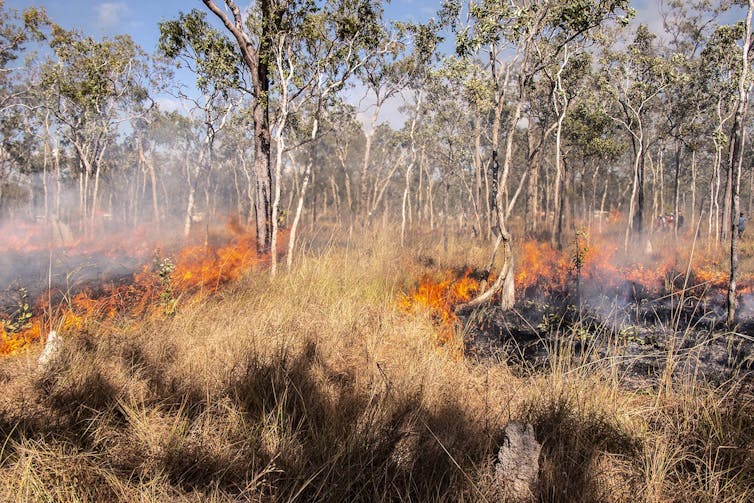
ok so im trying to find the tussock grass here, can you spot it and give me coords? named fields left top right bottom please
left=0, top=231, right=752, bottom=501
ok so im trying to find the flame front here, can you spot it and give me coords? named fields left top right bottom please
left=399, top=269, right=482, bottom=344
left=0, top=218, right=287, bottom=356
left=400, top=232, right=753, bottom=342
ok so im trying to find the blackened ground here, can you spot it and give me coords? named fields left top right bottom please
left=460, top=292, right=754, bottom=389
left=0, top=249, right=147, bottom=318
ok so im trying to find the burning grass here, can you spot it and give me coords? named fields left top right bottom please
left=399, top=230, right=754, bottom=345
left=0, top=218, right=284, bottom=356
left=0, top=228, right=753, bottom=500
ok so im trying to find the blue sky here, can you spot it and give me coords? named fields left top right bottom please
left=4, top=1, right=442, bottom=51
left=4, top=1, right=673, bottom=56
left=3, top=0, right=744, bottom=125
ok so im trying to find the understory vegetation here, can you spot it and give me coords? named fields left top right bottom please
left=1, top=232, right=753, bottom=502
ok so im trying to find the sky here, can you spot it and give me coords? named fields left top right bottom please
left=3, top=0, right=745, bottom=126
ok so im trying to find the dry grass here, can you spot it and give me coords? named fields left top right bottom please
left=0, top=230, right=753, bottom=501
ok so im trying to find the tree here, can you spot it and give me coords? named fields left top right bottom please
left=601, top=24, right=674, bottom=249
left=726, top=0, right=754, bottom=324
left=199, top=0, right=387, bottom=260
left=445, top=0, right=632, bottom=310
left=36, top=25, right=150, bottom=233
left=159, top=9, right=241, bottom=236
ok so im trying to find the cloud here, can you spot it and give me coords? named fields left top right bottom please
left=155, top=96, right=184, bottom=113
left=95, top=2, right=128, bottom=29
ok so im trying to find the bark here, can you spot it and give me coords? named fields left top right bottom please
left=673, top=140, right=681, bottom=237
left=287, top=161, right=311, bottom=271
left=443, top=181, right=449, bottom=253
left=551, top=49, right=569, bottom=248
left=624, top=125, right=644, bottom=250
left=727, top=0, right=753, bottom=324
left=138, top=138, right=160, bottom=223
left=184, top=149, right=199, bottom=237
left=202, top=0, right=273, bottom=254
left=359, top=101, right=381, bottom=219
left=691, top=150, right=697, bottom=230
left=401, top=91, right=423, bottom=246
left=270, top=39, right=292, bottom=276
left=474, top=118, right=485, bottom=236
left=525, top=125, right=539, bottom=235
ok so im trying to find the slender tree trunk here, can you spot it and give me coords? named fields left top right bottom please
left=443, top=181, right=449, bottom=253
left=650, top=152, right=658, bottom=227
left=359, top=100, right=381, bottom=220
left=525, top=124, right=539, bottom=236
left=474, top=118, right=484, bottom=236
left=551, top=51, right=569, bottom=248
left=727, top=0, right=753, bottom=323
left=139, top=140, right=160, bottom=224
left=401, top=91, right=422, bottom=246
left=673, top=140, right=681, bottom=236
left=54, top=146, right=61, bottom=221
left=552, top=106, right=567, bottom=249
left=624, top=127, right=644, bottom=250
left=270, top=47, right=292, bottom=276
left=691, top=150, right=697, bottom=231
left=658, top=148, right=665, bottom=217
left=749, top=154, right=754, bottom=216
left=184, top=149, right=198, bottom=237
left=287, top=162, right=311, bottom=271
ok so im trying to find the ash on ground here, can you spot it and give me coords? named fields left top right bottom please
left=460, top=286, right=754, bottom=389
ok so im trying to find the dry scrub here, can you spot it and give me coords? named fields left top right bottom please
left=0, top=231, right=753, bottom=501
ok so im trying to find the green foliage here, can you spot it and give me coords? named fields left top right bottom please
left=564, top=101, right=625, bottom=161
left=0, top=1, right=31, bottom=68
left=153, top=254, right=177, bottom=314
left=3, top=287, right=32, bottom=334
left=159, top=10, right=241, bottom=96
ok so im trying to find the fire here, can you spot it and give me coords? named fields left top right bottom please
left=400, top=230, right=753, bottom=338
left=516, top=241, right=571, bottom=294
left=0, top=217, right=287, bottom=356
left=399, top=269, right=482, bottom=344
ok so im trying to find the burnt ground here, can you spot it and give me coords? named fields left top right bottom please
left=459, top=284, right=754, bottom=389
left=0, top=248, right=152, bottom=322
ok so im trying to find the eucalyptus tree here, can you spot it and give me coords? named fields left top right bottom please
left=547, top=52, right=596, bottom=249
left=198, top=0, right=386, bottom=259
left=443, top=0, right=632, bottom=310
left=601, top=24, right=676, bottom=249
left=159, top=9, right=241, bottom=236
left=391, top=21, right=441, bottom=245
left=420, top=60, right=480, bottom=251
left=562, top=96, right=625, bottom=232
left=33, top=25, right=150, bottom=233
left=0, top=2, right=38, bottom=112
left=266, top=0, right=390, bottom=273
left=356, top=30, right=410, bottom=221
left=726, top=0, right=754, bottom=324
left=696, top=20, right=749, bottom=243
left=658, top=1, right=733, bottom=236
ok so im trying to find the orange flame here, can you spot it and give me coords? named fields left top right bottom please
left=399, top=269, right=482, bottom=344
left=400, top=231, right=752, bottom=339
left=0, top=218, right=288, bottom=356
